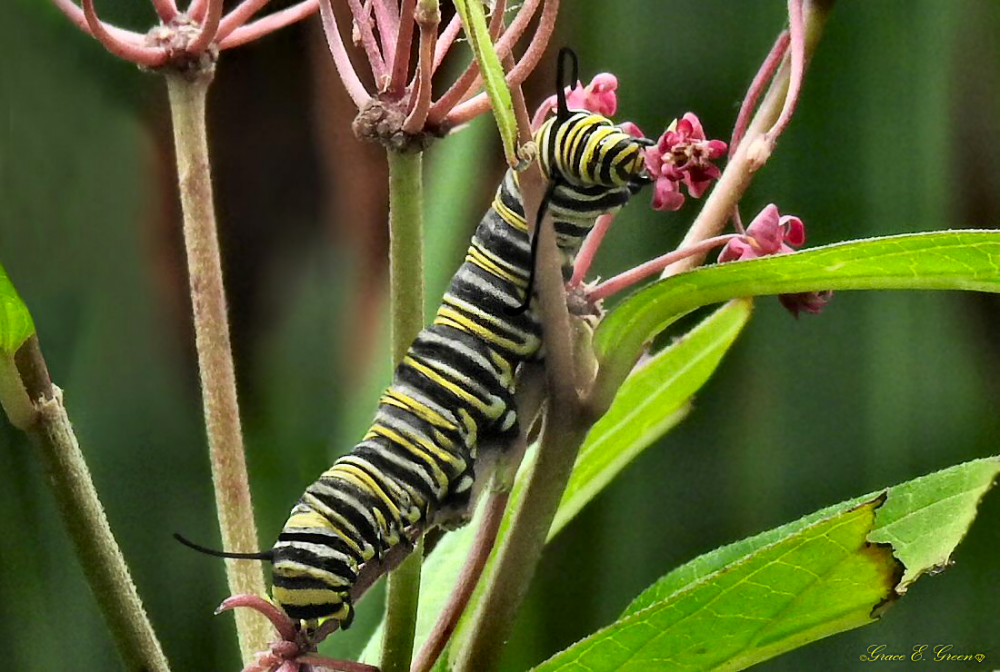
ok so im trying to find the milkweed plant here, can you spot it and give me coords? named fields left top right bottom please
left=0, top=0, right=997, bottom=671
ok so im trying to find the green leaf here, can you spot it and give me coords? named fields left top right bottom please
left=0, top=262, right=35, bottom=356
left=452, top=0, right=520, bottom=168
left=551, top=299, right=752, bottom=536
left=535, top=457, right=1000, bottom=672
left=0, top=262, right=36, bottom=428
left=595, top=231, right=1000, bottom=392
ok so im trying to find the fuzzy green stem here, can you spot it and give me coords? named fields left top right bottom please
left=165, top=71, right=272, bottom=663
left=14, top=337, right=170, bottom=672
left=381, top=148, right=426, bottom=672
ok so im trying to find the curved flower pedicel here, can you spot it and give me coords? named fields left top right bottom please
left=320, top=0, right=561, bottom=150
left=52, top=0, right=321, bottom=70
left=719, top=204, right=833, bottom=317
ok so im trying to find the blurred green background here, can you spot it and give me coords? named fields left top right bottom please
left=1, top=0, right=998, bottom=669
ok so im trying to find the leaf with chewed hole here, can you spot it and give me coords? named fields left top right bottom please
left=533, top=457, right=1000, bottom=671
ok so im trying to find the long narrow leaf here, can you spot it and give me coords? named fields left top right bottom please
left=595, top=231, right=1000, bottom=392
left=0, top=262, right=36, bottom=427
left=551, top=298, right=752, bottom=536
left=452, top=0, right=520, bottom=167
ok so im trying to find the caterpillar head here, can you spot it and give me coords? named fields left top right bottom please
left=535, top=111, right=652, bottom=192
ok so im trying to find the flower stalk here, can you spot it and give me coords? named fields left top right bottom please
left=662, top=0, right=835, bottom=278
left=381, top=148, right=427, bottom=672
left=165, top=71, right=272, bottom=662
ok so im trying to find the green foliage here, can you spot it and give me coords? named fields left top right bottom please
left=0, top=262, right=35, bottom=428
left=0, top=262, right=34, bottom=356
left=596, top=231, right=1000, bottom=390
left=452, top=0, right=520, bottom=167
left=535, top=458, right=1000, bottom=671
left=552, top=298, right=752, bottom=536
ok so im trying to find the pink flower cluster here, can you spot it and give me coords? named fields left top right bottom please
left=644, top=113, right=728, bottom=211
left=718, top=204, right=832, bottom=317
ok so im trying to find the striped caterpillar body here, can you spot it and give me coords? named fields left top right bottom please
left=269, top=109, right=651, bottom=628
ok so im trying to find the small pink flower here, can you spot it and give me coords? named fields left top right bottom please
left=644, top=113, right=726, bottom=211
left=565, top=72, right=619, bottom=117
left=718, top=204, right=832, bottom=317
left=532, top=74, right=621, bottom=128
left=651, top=178, right=686, bottom=211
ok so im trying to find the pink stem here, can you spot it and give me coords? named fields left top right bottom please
left=51, top=0, right=148, bottom=45
left=402, top=12, right=438, bottom=133
left=216, top=595, right=298, bottom=642
left=764, top=0, right=805, bottom=144
left=150, top=0, right=178, bottom=23
left=427, top=0, right=520, bottom=125
left=411, top=491, right=510, bottom=672
left=296, top=655, right=381, bottom=672
left=431, top=12, right=462, bottom=74
left=732, top=206, right=745, bottom=234
left=319, top=0, right=372, bottom=108
left=347, top=0, right=387, bottom=83
left=219, top=0, right=319, bottom=50
left=729, top=29, right=789, bottom=158
left=189, top=0, right=207, bottom=22
left=78, top=0, right=168, bottom=66
left=443, top=0, right=557, bottom=126
left=531, top=95, right=560, bottom=130
left=570, top=213, right=616, bottom=286
left=372, top=0, right=400, bottom=70
left=388, top=0, right=417, bottom=94
left=216, top=0, right=272, bottom=43
left=188, top=0, right=224, bottom=54
left=588, top=234, right=739, bottom=302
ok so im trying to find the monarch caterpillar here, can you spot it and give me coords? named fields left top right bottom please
left=177, top=48, right=651, bottom=632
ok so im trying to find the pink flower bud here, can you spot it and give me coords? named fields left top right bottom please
left=566, top=72, right=619, bottom=117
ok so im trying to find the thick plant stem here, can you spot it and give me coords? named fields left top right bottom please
left=381, top=149, right=426, bottom=672
left=453, top=78, right=585, bottom=672
left=13, top=337, right=170, bottom=672
left=165, top=72, right=271, bottom=663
